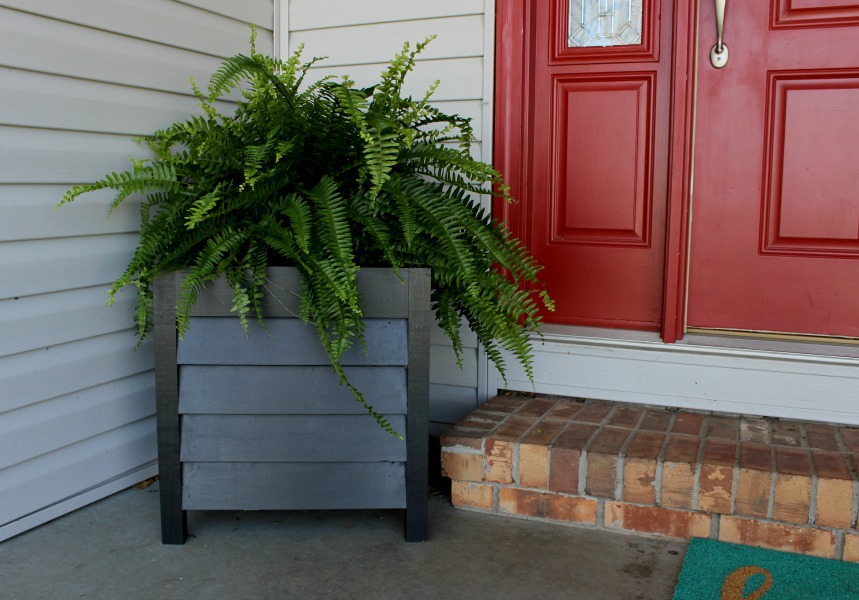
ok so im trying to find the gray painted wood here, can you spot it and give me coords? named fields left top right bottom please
left=177, top=318, right=408, bottom=366
left=189, top=267, right=410, bottom=318
left=180, top=414, right=407, bottom=462
left=179, top=365, right=407, bottom=414
left=182, top=462, right=406, bottom=510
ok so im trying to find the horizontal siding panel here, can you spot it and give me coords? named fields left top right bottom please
left=0, top=187, right=139, bottom=242
left=429, top=383, right=478, bottom=425
left=0, top=127, right=145, bottom=184
left=0, top=373, right=154, bottom=471
left=181, top=414, right=407, bottom=462
left=0, top=68, right=231, bottom=135
left=0, top=0, right=262, bottom=58
left=177, top=0, right=273, bottom=28
left=290, top=15, right=483, bottom=67
left=178, top=318, right=408, bottom=366
left=430, top=344, right=477, bottom=388
left=431, top=321, right=478, bottom=348
left=305, top=57, right=484, bottom=102
left=289, top=0, right=483, bottom=30
left=182, top=461, right=406, bottom=510
left=0, top=418, right=156, bottom=526
left=0, top=234, right=137, bottom=300
left=1, top=332, right=153, bottom=414
left=0, top=287, right=134, bottom=358
left=179, top=365, right=407, bottom=414
left=0, top=8, right=233, bottom=96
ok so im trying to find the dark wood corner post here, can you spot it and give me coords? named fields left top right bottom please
left=405, top=268, right=431, bottom=542
left=153, top=272, right=188, bottom=544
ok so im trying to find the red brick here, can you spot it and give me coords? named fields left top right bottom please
left=589, top=427, right=631, bottom=455
left=498, top=488, right=597, bottom=524
left=604, top=502, right=711, bottom=540
left=774, top=447, right=813, bottom=477
left=518, top=444, right=549, bottom=489
left=672, top=412, right=704, bottom=436
left=815, top=477, right=854, bottom=529
left=661, top=436, right=701, bottom=510
left=441, top=450, right=482, bottom=482
left=609, top=406, right=644, bottom=429
left=739, top=443, right=772, bottom=472
left=544, top=401, right=584, bottom=422
left=772, top=473, right=811, bottom=525
left=456, top=417, right=499, bottom=431
left=574, top=402, right=614, bottom=424
left=626, top=431, right=666, bottom=460
left=451, top=480, right=493, bottom=510
left=719, top=516, right=836, bottom=559
left=467, top=410, right=507, bottom=424
left=482, top=395, right=527, bottom=413
left=805, top=423, right=840, bottom=452
left=490, top=416, right=535, bottom=442
left=554, top=424, right=598, bottom=450
left=521, top=420, right=565, bottom=446
left=586, top=452, right=619, bottom=498
left=484, top=439, right=513, bottom=484
left=585, top=428, right=631, bottom=498
left=702, top=439, right=737, bottom=467
left=639, top=410, right=673, bottom=432
left=735, top=468, right=772, bottom=518
left=771, top=421, right=803, bottom=447
left=519, top=398, right=558, bottom=418
left=844, top=534, right=859, bottom=563
left=549, top=446, right=581, bottom=494
left=739, top=418, right=770, bottom=444
left=811, top=450, right=852, bottom=481
left=441, top=427, right=485, bottom=450
left=811, top=451, right=854, bottom=528
left=840, top=427, right=859, bottom=453
left=706, top=416, right=739, bottom=440
left=661, top=462, right=697, bottom=509
left=623, top=458, right=657, bottom=504
left=698, top=464, right=734, bottom=514
left=664, top=435, right=701, bottom=463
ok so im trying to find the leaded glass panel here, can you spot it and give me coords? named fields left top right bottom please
left=568, top=0, right=643, bottom=47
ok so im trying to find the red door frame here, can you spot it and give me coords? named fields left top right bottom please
left=493, top=0, right=699, bottom=343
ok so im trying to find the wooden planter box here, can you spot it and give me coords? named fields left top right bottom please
left=153, top=267, right=430, bottom=544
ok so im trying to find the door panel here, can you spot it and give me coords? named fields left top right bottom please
left=688, top=0, right=859, bottom=337
left=512, top=0, right=672, bottom=330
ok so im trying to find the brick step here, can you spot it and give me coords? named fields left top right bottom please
left=440, top=394, right=859, bottom=561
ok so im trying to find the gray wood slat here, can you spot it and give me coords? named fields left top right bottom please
left=182, top=462, right=406, bottom=510
left=180, top=414, right=407, bottom=462
left=178, top=365, right=407, bottom=414
left=176, top=318, right=407, bottom=366
left=189, top=267, right=411, bottom=318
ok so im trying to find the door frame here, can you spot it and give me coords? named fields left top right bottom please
left=494, top=0, right=699, bottom=343
left=492, top=0, right=859, bottom=426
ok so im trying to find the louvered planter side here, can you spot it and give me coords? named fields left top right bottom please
left=154, top=267, right=430, bottom=544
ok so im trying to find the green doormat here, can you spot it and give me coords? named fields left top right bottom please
left=673, top=538, right=859, bottom=600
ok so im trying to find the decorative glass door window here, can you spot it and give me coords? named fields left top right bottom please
left=569, top=0, right=643, bottom=47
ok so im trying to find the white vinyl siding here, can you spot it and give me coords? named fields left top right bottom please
left=285, top=0, right=493, bottom=434
left=0, top=0, right=273, bottom=542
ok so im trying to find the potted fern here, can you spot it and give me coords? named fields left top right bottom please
left=60, top=32, right=552, bottom=544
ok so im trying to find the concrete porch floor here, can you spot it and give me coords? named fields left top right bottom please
left=0, top=481, right=686, bottom=599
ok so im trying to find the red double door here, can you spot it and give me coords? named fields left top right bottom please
left=499, top=0, right=859, bottom=339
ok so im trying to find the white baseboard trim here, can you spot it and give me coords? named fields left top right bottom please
left=0, top=462, right=158, bottom=543
left=499, top=331, right=859, bottom=426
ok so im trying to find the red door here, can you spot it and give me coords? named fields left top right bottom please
left=688, top=1, right=859, bottom=337
left=497, top=0, right=674, bottom=330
